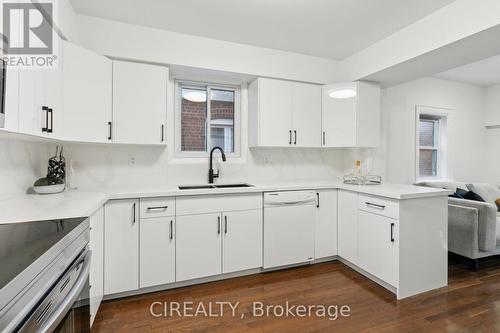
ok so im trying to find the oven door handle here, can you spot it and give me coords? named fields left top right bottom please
left=39, top=250, right=91, bottom=333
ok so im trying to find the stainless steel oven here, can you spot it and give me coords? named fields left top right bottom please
left=16, top=249, right=91, bottom=333
left=0, top=217, right=90, bottom=333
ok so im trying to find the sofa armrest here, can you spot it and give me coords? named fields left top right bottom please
left=448, top=204, right=479, bottom=256
left=448, top=198, right=497, bottom=251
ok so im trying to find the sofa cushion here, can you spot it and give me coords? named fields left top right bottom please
left=456, top=188, right=485, bottom=202
left=467, top=183, right=500, bottom=210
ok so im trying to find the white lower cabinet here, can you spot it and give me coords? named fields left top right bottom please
left=337, top=190, right=358, bottom=264
left=222, top=210, right=263, bottom=274
left=358, top=210, right=397, bottom=286
left=104, top=199, right=139, bottom=295
left=89, top=207, right=104, bottom=326
left=140, top=217, right=176, bottom=288
left=315, top=190, right=338, bottom=259
left=176, top=213, right=222, bottom=281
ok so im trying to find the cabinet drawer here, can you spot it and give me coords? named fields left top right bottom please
left=140, top=197, right=175, bottom=218
left=358, top=194, right=398, bottom=219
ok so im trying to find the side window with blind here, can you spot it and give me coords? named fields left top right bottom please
left=416, top=111, right=448, bottom=180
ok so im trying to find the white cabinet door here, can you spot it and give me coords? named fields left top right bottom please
left=61, top=41, right=112, bottom=143
left=222, top=210, right=262, bottom=274
left=252, top=78, right=292, bottom=147
left=292, top=83, right=322, bottom=147
left=322, top=82, right=380, bottom=147
left=89, top=207, right=104, bottom=326
left=321, top=83, right=356, bottom=147
left=315, top=190, right=338, bottom=259
left=3, top=64, right=20, bottom=131
left=112, top=61, right=168, bottom=145
left=176, top=213, right=222, bottom=281
left=358, top=210, right=397, bottom=286
left=264, top=204, right=315, bottom=268
left=104, top=200, right=139, bottom=295
left=18, top=69, right=44, bottom=135
left=337, top=190, right=358, bottom=264
left=140, top=217, right=175, bottom=288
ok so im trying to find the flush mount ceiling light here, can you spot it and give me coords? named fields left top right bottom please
left=329, top=88, right=357, bottom=99
left=183, top=91, right=207, bottom=103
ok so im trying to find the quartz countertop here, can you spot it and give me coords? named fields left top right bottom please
left=0, top=181, right=451, bottom=224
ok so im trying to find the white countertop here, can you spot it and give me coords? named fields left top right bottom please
left=0, top=181, right=451, bottom=224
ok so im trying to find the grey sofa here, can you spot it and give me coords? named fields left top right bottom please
left=416, top=181, right=500, bottom=269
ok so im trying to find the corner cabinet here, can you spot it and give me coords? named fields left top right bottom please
left=322, top=82, right=380, bottom=147
left=337, top=190, right=447, bottom=299
left=61, top=40, right=112, bottom=143
left=112, top=61, right=168, bottom=145
left=249, top=78, right=322, bottom=148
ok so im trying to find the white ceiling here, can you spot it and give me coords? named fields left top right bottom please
left=69, top=0, right=455, bottom=60
left=434, top=54, right=500, bottom=87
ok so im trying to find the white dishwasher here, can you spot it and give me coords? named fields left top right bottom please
left=264, top=191, right=316, bottom=269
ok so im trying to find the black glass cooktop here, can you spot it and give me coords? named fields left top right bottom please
left=0, top=217, right=87, bottom=290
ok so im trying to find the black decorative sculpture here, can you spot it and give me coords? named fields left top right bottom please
left=33, top=146, right=66, bottom=194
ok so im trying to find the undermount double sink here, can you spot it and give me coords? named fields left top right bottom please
left=178, top=183, right=254, bottom=190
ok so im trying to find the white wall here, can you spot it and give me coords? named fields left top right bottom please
left=485, top=84, right=500, bottom=182
left=380, top=77, right=488, bottom=184
left=74, top=15, right=345, bottom=85
left=0, top=140, right=53, bottom=198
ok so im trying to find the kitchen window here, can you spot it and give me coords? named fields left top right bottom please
left=175, top=81, right=240, bottom=157
left=415, top=106, right=449, bottom=181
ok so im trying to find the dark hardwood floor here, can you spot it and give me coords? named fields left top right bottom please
left=92, top=258, right=500, bottom=332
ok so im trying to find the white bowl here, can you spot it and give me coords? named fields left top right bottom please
left=33, top=184, right=66, bottom=194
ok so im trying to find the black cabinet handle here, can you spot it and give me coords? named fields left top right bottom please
left=147, top=206, right=168, bottom=211
left=42, top=106, right=49, bottom=132
left=294, top=130, right=297, bottom=145
left=322, top=131, right=326, bottom=145
left=169, top=220, right=173, bottom=240
left=365, top=202, right=386, bottom=210
left=224, top=215, right=228, bottom=234
left=161, top=124, right=165, bottom=142
left=316, top=193, right=320, bottom=208
left=390, top=223, right=395, bottom=242
left=47, top=108, right=53, bottom=133
left=108, top=121, right=112, bottom=140
left=132, top=202, right=136, bottom=223
left=289, top=130, right=292, bottom=145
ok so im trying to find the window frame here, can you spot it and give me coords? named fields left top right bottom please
left=415, top=106, right=450, bottom=182
left=175, top=80, right=241, bottom=158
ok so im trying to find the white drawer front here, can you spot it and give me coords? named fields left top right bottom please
left=358, top=194, right=399, bottom=219
left=176, top=193, right=262, bottom=215
left=140, top=197, right=175, bottom=218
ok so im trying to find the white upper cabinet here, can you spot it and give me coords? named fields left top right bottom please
left=248, top=78, right=321, bottom=147
left=292, top=82, right=322, bottom=147
left=112, top=61, right=168, bottom=145
left=249, top=78, right=292, bottom=147
left=61, top=40, right=112, bottom=143
left=322, top=82, right=380, bottom=147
